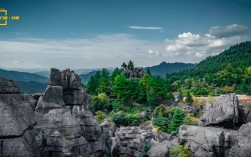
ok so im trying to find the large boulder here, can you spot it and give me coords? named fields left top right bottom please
left=0, top=77, right=20, bottom=94
left=229, top=122, right=251, bottom=157
left=199, top=93, right=239, bottom=128
left=179, top=125, right=238, bottom=157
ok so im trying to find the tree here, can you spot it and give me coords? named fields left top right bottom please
left=146, top=68, right=152, bottom=75
left=186, top=91, right=193, bottom=105
left=168, top=108, right=185, bottom=133
left=147, top=76, right=167, bottom=108
left=90, top=93, right=111, bottom=113
left=127, top=60, right=134, bottom=70
left=111, top=68, right=121, bottom=82
left=86, top=71, right=100, bottom=95
left=121, top=62, right=127, bottom=69
left=97, top=69, right=111, bottom=94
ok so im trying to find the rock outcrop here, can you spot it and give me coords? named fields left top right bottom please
left=199, top=93, right=239, bottom=128
left=120, top=67, right=144, bottom=79
left=35, top=68, right=109, bottom=157
left=179, top=125, right=238, bottom=157
left=0, top=78, right=37, bottom=156
left=111, top=126, right=153, bottom=157
left=229, top=122, right=251, bottom=157
left=0, top=77, right=20, bottom=94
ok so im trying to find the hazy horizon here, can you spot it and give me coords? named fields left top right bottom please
left=0, top=0, right=251, bottom=69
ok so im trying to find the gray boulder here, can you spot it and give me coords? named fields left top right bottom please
left=179, top=125, right=238, bottom=157
left=229, top=122, right=251, bottom=157
left=199, top=93, right=239, bottom=128
left=0, top=77, right=20, bottom=94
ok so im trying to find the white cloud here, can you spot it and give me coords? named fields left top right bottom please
left=165, top=31, right=247, bottom=62
left=128, top=26, right=163, bottom=30
left=0, top=34, right=166, bottom=69
left=209, top=24, right=249, bottom=38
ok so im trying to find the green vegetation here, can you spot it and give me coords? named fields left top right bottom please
left=167, top=41, right=251, bottom=96
left=95, top=111, right=106, bottom=124
left=86, top=42, right=251, bottom=135
left=170, top=145, right=194, bottom=157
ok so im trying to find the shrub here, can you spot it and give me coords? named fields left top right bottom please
left=153, top=117, right=169, bottom=133
left=154, top=104, right=168, bottom=118
left=184, top=115, right=198, bottom=125
left=111, top=112, right=140, bottom=127
left=170, top=145, right=194, bottom=157
left=91, top=93, right=111, bottom=113
left=168, top=108, right=185, bottom=133
left=95, top=111, right=106, bottom=124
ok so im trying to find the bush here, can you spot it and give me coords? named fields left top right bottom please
left=111, top=111, right=140, bottom=127
left=91, top=93, right=111, bottom=113
left=170, top=145, right=194, bottom=157
left=184, top=115, right=198, bottom=125
left=154, top=104, right=168, bottom=118
left=153, top=117, right=169, bottom=133
left=95, top=111, right=106, bottom=124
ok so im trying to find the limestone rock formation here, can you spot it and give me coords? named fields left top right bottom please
left=199, top=93, right=239, bottom=128
left=120, top=67, right=144, bottom=79
left=229, top=122, right=251, bottom=157
left=111, top=126, right=153, bottom=157
left=179, top=125, right=238, bottom=157
left=0, top=78, right=37, bottom=156
left=0, top=77, right=20, bottom=94
left=35, top=68, right=109, bottom=157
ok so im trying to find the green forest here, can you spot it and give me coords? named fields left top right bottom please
left=85, top=41, right=251, bottom=134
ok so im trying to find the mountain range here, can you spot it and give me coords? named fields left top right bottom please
left=4, top=40, right=250, bottom=95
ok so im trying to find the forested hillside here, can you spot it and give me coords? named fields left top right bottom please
left=167, top=41, right=251, bottom=95
left=145, top=62, right=196, bottom=77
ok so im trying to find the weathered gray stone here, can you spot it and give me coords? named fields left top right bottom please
left=239, top=106, right=251, bottom=124
left=35, top=108, right=93, bottom=157
left=179, top=125, right=238, bottom=157
left=148, top=142, right=169, bottom=157
left=0, top=77, right=20, bottom=94
left=0, top=77, right=37, bottom=157
left=0, top=94, right=36, bottom=137
left=229, top=122, right=251, bottom=157
left=34, top=68, right=109, bottom=156
left=199, top=93, right=239, bottom=127
left=112, top=126, right=153, bottom=157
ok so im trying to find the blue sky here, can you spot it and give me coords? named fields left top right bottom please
left=0, top=0, right=251, bottom=69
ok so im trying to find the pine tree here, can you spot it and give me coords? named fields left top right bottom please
left=147, top=68, right=152, bottom=75
left=168, top=108, right=185, bottom=133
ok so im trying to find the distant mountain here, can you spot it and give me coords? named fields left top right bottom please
left=168, top=41, right=251, bottom=82
left=16, top=81, right=47, bottom=94
left=34, top=70, right=50, bottom=77
left=0, top=69, right=48, bottom=83
left=145, top=62, right=196, bottom=77
left=79, top=71, right=98, bottom=85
